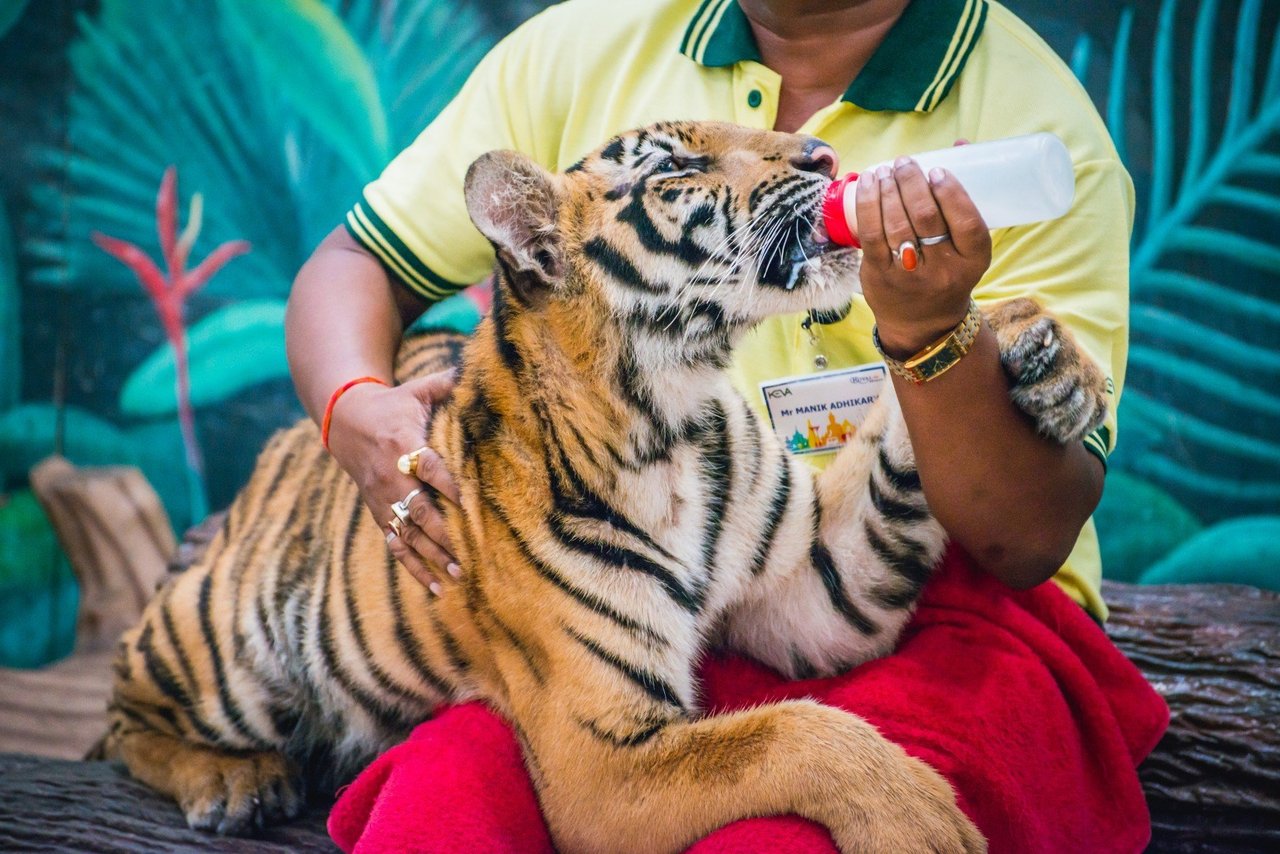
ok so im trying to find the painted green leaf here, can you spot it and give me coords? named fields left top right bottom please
left=219, top=0, right=389, bottom=180
left=0, top=197, right=17, bottom=411
left=0, top=1, right=30, bottom=41
left=409, top=291, right=483, bottom=336
left=0, top=403, right=139, bottom=485
left=1094, top=471, right=1202, bottom=583
left=120, top=299, right=288, bottom=417
left=1104, top=0, right=1280, bottom=522
left=333, top=0, right=491, bottom=149
left=0, top=490, right=78, bottom=669
left=1139, top=516, right=1280, bottom=590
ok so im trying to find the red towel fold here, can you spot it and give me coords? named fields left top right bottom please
left=329, top=549, right=1169, bottom=854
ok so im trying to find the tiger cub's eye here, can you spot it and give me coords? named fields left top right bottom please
left=654, top=155, right=683, bottom=174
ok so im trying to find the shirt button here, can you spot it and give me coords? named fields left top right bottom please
left=747, top=89, right=763, bottom=109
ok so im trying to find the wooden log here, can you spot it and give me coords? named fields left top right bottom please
left=0, top=651, right=115, bottom=760
left=169, top=510, right=227, bottom=575
left=1, top=517, right=1272, bottom=849
left=0, top=753, right=337, bottom=853
left=29, top=456, right=176, bottom=652
left=1103, top=580, right=1280, bottom=850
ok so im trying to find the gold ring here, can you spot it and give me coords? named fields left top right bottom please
left=391, top=487, right=424, bottom=524
left=387, top=517, right=404, bottom=537
left=397, top=446, right=429, bottom=476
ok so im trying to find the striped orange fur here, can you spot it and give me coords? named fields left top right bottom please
left=107, top=122, right=1107, bottom=852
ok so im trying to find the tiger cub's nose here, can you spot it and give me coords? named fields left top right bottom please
left=790, top=141, right=839, bottom=179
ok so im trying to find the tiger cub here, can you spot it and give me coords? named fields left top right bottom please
left=107, top=121, right=1107, bottom=853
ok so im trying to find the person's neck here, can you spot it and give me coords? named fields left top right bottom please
left=739, top=0, right=910, bottom=132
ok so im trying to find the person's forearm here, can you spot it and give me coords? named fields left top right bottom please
left=286, top=227, right=427, bottom=423
left=887, top=322, right=1104, bottom=589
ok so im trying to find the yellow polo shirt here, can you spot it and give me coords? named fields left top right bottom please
left=346, top=0, right=1132, bottom=620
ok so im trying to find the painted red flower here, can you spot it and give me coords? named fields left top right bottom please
left=93, top=167, right=250, bottom=514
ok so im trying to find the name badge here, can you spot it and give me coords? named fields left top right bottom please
left=760, top=362, right=887, bottom=456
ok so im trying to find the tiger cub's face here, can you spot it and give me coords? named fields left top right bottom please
left=464, top=121, right=859, bottom=360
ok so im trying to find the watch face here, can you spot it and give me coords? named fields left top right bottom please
left=917, top=348, right=959, bottom=381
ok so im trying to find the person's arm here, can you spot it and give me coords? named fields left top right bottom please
left=288, top=227, right=423, bottom=424
left=857, top=159, right=1104, bottom=589
left=286, top=226, right=462, bottom=590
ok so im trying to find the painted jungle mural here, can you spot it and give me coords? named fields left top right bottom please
left=0, top=0, right=1276, bottom=666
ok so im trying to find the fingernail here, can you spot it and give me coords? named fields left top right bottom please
left=447, top=562, right=462, bottom=578
left=900, top=242, right=918, bottom=272
left=894, top=156, right=912, bottom=169
left=877, top=165, right=891, bottom=180
left=429, top=582, right=442, bottom=596
left=929, top=167, right=946, bottom=185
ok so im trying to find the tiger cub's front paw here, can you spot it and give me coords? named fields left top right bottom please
left=175, top=749, right=303, bottom=835
left=986, top=298, right=1108, bottom=445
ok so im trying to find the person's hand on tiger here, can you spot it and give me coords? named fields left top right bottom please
left=854, top=155, right=993, bottom=359
left=325, top=370, right=463, bottom=593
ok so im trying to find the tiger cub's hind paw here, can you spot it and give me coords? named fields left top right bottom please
left=175, top=749, right=303, bottom=835
left=987, top=298, right=1109, bottom=445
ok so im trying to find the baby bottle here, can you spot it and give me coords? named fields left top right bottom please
left=820, top=132, right=1076, bottom=247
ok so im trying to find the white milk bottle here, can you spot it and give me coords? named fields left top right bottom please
left=820, top=132, right=1076, bottom=247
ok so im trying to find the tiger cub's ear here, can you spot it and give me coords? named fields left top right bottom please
left=465, top=150, right=563, bottom=305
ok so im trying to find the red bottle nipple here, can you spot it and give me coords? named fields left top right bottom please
left=820, top=173, right=860, bottom=248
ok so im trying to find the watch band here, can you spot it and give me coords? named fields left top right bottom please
left=873, top=299, right=982, bottom=385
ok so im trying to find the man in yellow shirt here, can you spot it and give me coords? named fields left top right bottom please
left=300, top=0, right=1127, bottom=618
left=290, top=1, right=1164, bottom=848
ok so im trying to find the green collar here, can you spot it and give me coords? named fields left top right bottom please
left=679, top=0, right=989, bottom=112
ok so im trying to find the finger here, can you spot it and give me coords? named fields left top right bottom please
left=399, top=523, right=457, bottom=584
left=854, top=168, right=891, bottom=267
left=927, top=168, right=991, bottom=259
left=386, top=530, right=443, bottom=593
left=414, top=446, right=462, bottom=506
left=402, top=369, right=458, bottom=405
left=407, top=490, right=456, bottom=558
left=892, top=158, right=950, bottom=253
left=877, top=166, right=919, bottom=272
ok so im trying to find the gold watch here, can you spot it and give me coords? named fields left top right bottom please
left=872, top=299, right=982, bottom=385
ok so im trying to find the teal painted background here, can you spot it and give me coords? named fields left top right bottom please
left=0, top=0, right=1276, bottom=666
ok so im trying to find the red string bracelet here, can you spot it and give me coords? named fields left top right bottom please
left=321, top=376, right=388, bottom=451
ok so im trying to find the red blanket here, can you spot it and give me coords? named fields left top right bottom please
left=328, top=549, right=1169, bottom=853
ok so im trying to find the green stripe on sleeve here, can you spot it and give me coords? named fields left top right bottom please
left=344, top=197, right=465, bottom=302
left=1082, top=439, right=1108, bottom=470
left=1082, top=425, right=1111, bottom=471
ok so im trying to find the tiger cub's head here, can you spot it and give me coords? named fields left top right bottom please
left=464, top=120, right=858, bottom=366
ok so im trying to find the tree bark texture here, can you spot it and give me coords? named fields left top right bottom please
left=29, top=456, right=175, bottom=652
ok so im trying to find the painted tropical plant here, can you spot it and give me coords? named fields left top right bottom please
left=10, top=0, right=1279, bottom=608
left=1075, top=0, right=1280, bottom=585
left=23, top=0, right=502, bottom=529
left=93, top=167, right=252, bottom=522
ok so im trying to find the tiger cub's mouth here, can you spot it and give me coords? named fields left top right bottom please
left=756, top=189, right=850, bottom=293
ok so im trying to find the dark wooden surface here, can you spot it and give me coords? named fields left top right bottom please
left=1102, top=580, right=1280, bottom=851
left=0, top=568, right=1275, bottom=850
left=0, top=753, right=335, bottom=853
